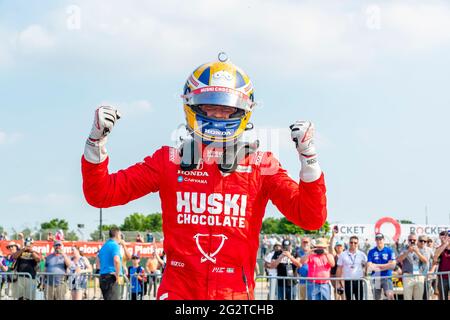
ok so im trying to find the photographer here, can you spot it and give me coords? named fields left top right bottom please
left=44, top=241, right=72, bottom=300
left=300, top=238, right=334, bottom=300
left=264, top=242, right=282, bottom=300
left=11, top=237, right=41, bottom=300
left=270, top=239, right=300, bottom=300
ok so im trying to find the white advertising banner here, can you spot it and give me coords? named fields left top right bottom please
left=330, top=220, right=448, bottom=243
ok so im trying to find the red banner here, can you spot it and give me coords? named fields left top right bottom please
left=0, top=240, right=163, bottom=258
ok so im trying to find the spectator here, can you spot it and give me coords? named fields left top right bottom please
left=300, top=238, right=334, bottom=300
left=329, top=228, right=345, bottom=299
left=129, top=254, right=146, bottom=300
left=146, top=232, right=154, bottom=243
left=336, top=236, right=367, bottom=300
left=264, top=242, right=281, bottom=300
left=55, top=229, right=64, bottom=241
left=3, top=242, right=19, bottom=298
left=433, top=230, right=450, bottom=300
left=47, top=232, right=54, bottom=242
left=296, top=236, right=312, bottom=300
left=261, top=235, right=269, bottom=259
left=135, top=233, right=144, bottom=243
left=270, top=239, right=300, bottom=300
left=69, top=246, right=92, bottom=300
left=0, top=249, right=8, bottom=298
left=97, top=227, right=124, bottom=300
left=44, top=241, right=71, bottom=300
left=427, top=238, right=435, bottom=252
left=397, top=233, right=431, bottom=300
left=145, top=249, right=164, bottom=298
left=363, top=239, right=371, bottom=254
left=11, top=237, right=41, bottom=300
left=417, top=235, right=434, bottom=300
left=367, top=233, right=396, bottom=300
left=0, top=232, right=8, bottom=241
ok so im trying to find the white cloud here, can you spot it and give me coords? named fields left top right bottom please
left=9, top=194, right=35, bottom=204
left=99, top=100, right=153, bottom=116
left=18, top=24, right=55, bottom=52
left=1, top=1, right=450, bottom=76
left=8, top=193, right=75, bottom=206
left=0, top=131, right=23, bottom=145
left=383, top=3, right=450, bottom=50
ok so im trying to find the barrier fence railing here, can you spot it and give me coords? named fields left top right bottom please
left=1, top=271, right=448, bottom=300
left=254, top=271, right=450, bottom=300
left=0, top=272, right=34, bottom=300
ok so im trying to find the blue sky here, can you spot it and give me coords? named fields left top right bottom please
left=1, top=0, right=450, bottom=236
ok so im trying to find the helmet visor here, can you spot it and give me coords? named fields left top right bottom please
left=183, top=86, right=254, bottom=112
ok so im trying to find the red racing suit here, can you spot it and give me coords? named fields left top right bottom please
left=82, top=146, right=327, bottom=300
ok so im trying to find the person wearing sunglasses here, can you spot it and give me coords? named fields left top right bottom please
left=397, top=233, right=430, bottom=300
left=336, top=236, right=367, bottom=300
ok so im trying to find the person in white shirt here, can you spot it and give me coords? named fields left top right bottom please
left=336, top=236, right=367, bottom=300
left=264, top=243, right=281, bottom=300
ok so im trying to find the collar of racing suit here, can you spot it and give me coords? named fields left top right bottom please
left=179, top=137, right=259, bottom=173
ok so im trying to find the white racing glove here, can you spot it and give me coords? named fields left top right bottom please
left=289, top=120, right=322, bottom=182
left=84, top=106, right=121, bottom=164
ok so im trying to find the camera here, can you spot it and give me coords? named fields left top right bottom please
left=314, top=248, right=325, bottom=254
left=337, top=288, right=344, bottom=295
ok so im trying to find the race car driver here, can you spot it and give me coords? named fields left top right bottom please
left=81, top=53, right=327, bottom=300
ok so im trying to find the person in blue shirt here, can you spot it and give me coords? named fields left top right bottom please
left=128, top=254, right=146, bottom=300
left=97, top=227, right=123, bottom=300
left=367, top=233, right=396, bottom=300
left=295, top=236, right=312, bottom=300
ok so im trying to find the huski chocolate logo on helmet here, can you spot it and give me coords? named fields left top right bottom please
left=194, top=233, right=228, bottom=264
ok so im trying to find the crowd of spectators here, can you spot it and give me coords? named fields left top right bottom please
left=262, top=229, right=450, bottom=300
left=0, top=227, right=166, bottom=300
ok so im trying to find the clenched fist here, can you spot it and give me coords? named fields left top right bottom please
left=89, top=106, right=121, bottom=141
left=84, top=106, right=121, bottom=164
left=289, top=120, right=322, bottom=182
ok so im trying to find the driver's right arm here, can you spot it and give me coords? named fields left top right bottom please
left=81, top=106, right=163, bottom=208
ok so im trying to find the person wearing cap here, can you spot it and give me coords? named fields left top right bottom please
left=128, top=254, right=146, bottom=300
left=264, top=242, right=282, bottom=300
left=329, top=228, right=345, bottom=300
left=296, top=236, right=312, bottom=300
left=300, top=237, right=335, bottom=300
left=44, top=240, right=72, bottom=300
left=270, top=239, right=301, bottom=300
left=367, top=233, right=396, bottom=300
left=432, top=230, right=450, bottom=300
left=11, top=237, right=41, bottom=300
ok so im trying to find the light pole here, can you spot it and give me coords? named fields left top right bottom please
left=99, top=208, right=103, bottom=241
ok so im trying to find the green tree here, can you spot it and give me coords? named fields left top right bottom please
left=89, top=224, right=119, bottom=241
left=147, top=213, right=162, bottom=232
left=40, top=219, right=69, bottom=231
left=65, top=230, right=79, bottom=241
left=261, top=217, right=279, bottom=234
left=120, top=213, right=149, bottom=231
left=278, top=218, right=305, bottom=235
left=398, top=219, right=415, bottom=224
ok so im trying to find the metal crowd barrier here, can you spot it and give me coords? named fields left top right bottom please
left=0, top=272, right=34, bottom=300
left=255, top=271, right=450, bottom=301
left=1, top=271, right=448, bottom=300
